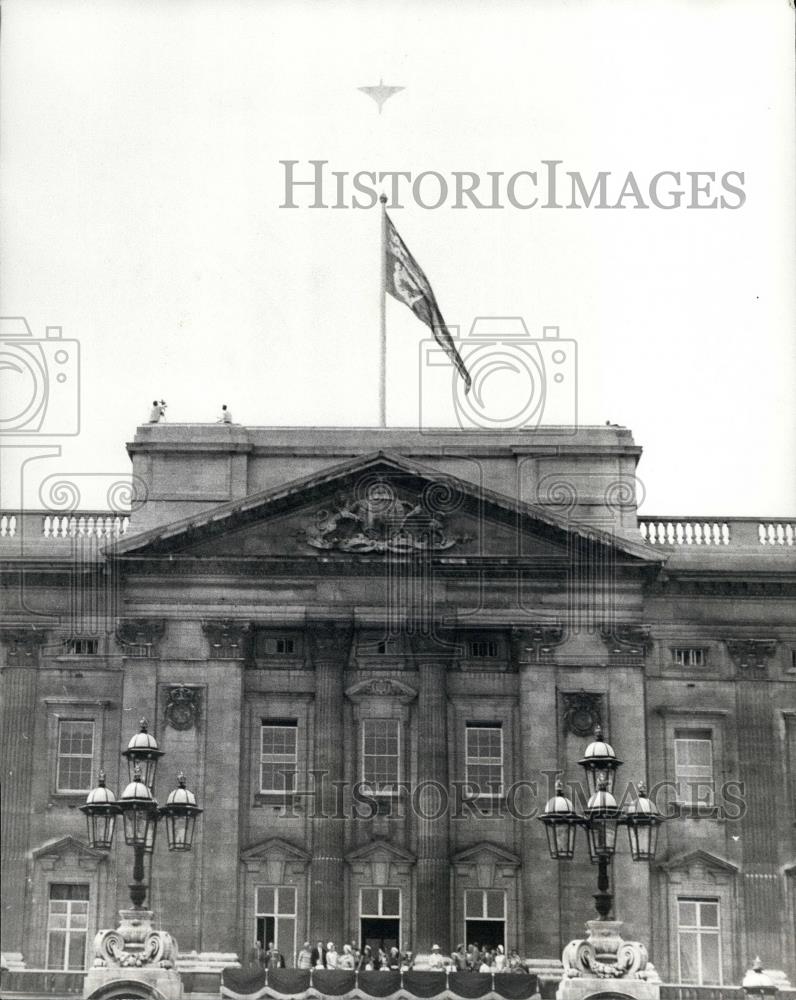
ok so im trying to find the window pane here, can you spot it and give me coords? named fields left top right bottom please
left=361, top=888, right=379, bottom=916
left=277, top=917, right=295, bottom=963
left=678, top=932, right=699, bottom=984
left=465, top=890, right=483, bottom=918
left=381, top=889, right=400, bottom=916
left=256, top=888, right=275, bottom=914
left=49, top=914, right=68, bottom=929
left=67, top=932, right=86, bottom=970
left=486, top=890, right=505, bottom=919
left=277, top=887, right=296, bottom=915
left=47, top=932, right=67, bottom=970
left=700, top=932, right=721, bottom=985
left=678, top=901, right=697, bottom=927
left=699, top=902, right=719, bottom=928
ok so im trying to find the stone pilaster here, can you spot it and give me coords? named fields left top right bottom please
left=309, top=621, right=351, bottom=943
left=413, top=648, right=450, bottom=952
left=732, top=643, right=781, bottom=964
left=0, top=628, right=46, bottom=954
left=513, top=627, right=561, bottom=958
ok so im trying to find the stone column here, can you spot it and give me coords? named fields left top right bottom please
left=0, top=629, right=46, bottom=955
left=514, top=627, right=562, bottom=959
left=309, top=621, right=351, bottom=943
left=413, top=652, right=450, bottom=953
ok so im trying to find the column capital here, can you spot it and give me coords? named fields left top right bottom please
left=307, top=619, right=353, bottom=663
left=201, top=619, right=252, bottom=658
left=599, top=623, right=652, bottom=658
left=0, top=626, right=48, bottom=665
left=726, top=638, right=778, bottom=673
left=116, top=618, right=165, bottom=653
left=511, top=623, right=565, bottom=665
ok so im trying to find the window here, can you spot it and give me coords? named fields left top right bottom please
left=469, top=640, right=499, bottom=658
left=360, top=887, right=401, bottom=918
left=255, top=886, right=295, bottom=965
left=678, top=898, right=721, bottom=985
left=465, top=723, right=503, bottom=795
left=56, top=720, right=95, bottom=792
left=258, top=635, right=297, bottom=656
left=360, top=888, right=401, bottom=953
left=674, top=729, right=714, bottom=806
left=64, top=638, right=98, bottom=656
left=362, top=719, right=400, bottom=790
left=260, top=721, right=297, bottom=793
left=672, top=648, right=706, bottom=667
left=46, top=884, right=89, bottom=970
left=125, top=643, right=152, bottom=658
left=464, top=889, right=505, bottom=950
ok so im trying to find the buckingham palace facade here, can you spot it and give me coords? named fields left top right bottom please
left=1, top=423, right=795, bottom=986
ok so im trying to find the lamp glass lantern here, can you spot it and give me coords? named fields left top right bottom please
left=540, top=781, right=579, bottom=860
left=118, top=766, right=158, bottom=848
left=625, top=784, right=662, bottom=862
left=121, top=718, right=165, bottom=788
left=80, top=772, right=121, bottom=850
left=579, top=726, right=623, bottom=796
left=160, top=773, right=203, bottom=851
left=584, top=782, right=621, bottom=859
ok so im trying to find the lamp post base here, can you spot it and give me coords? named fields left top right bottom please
left=82, top=908, right=182, bottom=1000
left=556, top=921, right=660, bottom=1000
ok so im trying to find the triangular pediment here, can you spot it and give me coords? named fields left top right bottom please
left=452, top=841, right=520, bottom=866
left=657, top=848, right=738, bottom=875
left=240, top=837, right=311, bottom=863
left=111, top=451, right=660, bottom=564
left=346, top=837, right=416, bottom=864
left=32, top=835, right=107, bottom=862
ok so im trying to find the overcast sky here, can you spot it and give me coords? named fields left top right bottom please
left=1, top=0, right=794, bottom=515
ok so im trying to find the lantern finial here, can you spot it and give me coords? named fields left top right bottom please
left=139, top=718, right=149, bottom=732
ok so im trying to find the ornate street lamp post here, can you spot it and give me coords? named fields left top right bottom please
left=540, top=728, right=664, bottom=996
left=79, top=720, right=202, bottom=1000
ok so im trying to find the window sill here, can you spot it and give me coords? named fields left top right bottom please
left=672, top=801, right=721, bottom=820
left=253, top=792, right=299, bottom=808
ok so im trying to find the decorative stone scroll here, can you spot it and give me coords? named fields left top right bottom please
left=561, top=692, right=604, bottom=738
left=560, top=920, right=660, bottom=987
left=92, top=909, right=177, bottom=970
left=726, top=639, right=777, bottom=673
left=301, top=483, right=470, bottom=553
left=600, top=624, right=652, bottom=658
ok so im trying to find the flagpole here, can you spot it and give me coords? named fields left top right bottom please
left=379, top=193, right=387, bottom=427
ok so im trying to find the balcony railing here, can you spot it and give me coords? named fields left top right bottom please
left=639, top=518, right=795, bottom=547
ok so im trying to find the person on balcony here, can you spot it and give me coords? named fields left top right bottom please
left=311, top=941, right=326, bottom=968
left=264, top=942, right=285, bottom=969
left=359, top=945, right=374, bottom=971
left=297, top=942, right=313, bottom=970
left=326, top=942, right=339, bottom=969
left=428, top=944, right=446, bottom=970
left=338, top=945, right=355, bottom=970
left=451, top=944, right=468, bottom=971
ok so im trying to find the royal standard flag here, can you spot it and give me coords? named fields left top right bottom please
left=384, top=212, right=472, bottom=393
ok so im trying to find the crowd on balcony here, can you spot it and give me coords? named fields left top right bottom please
left=251, top=941, right=529, bottom=973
